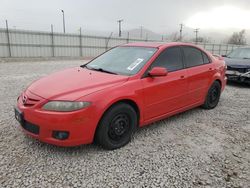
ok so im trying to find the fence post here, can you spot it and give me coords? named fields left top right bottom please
left=218, top=44, right=221, bottom=55
left=231, top=45, right=234, bottom=52
left=225, top=45, right=229, bottom=55
left=5, top=20, right=11, bottom=57
left=51, top=24, right=55, bottom=57
left=127, top=32, right=129, bottom=43
left=105, top=32, right=113, bottom=51
left=105, top=38, right=108, bottom=51
left=212, top=44, right=215, bottom=54
left=79, top=27, right=82, bottom=57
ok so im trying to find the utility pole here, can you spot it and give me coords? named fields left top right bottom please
left=61, top=10, right=66, bottom=33
left=140, top=26, right=143, bottom=38
left=194, top=28, right=200, bottom=44
left=117, top=19, right=123, bottom=37
left=179, top=23, right=184, bottom=41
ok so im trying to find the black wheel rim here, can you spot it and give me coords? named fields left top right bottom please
left=209, top=86, right=219, bottom=105
left=108, top=113, right=130, bottom=142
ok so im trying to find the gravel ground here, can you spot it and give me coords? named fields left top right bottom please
left=0, top=60, right=249, bottom=188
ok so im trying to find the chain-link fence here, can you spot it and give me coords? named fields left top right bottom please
left=0, top=28, right=245, bottom=58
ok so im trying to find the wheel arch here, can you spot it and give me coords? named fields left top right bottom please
left=101, top=98, right=140, bottom=125
left=214, top=79, right=222, bottom=87
left=93, top=98, right=141, bottom=142
left=210, top=72, right=223, bottom=88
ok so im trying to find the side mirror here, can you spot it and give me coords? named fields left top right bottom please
left=148, top=67, right=168, bottom=77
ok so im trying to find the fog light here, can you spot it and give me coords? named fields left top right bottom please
left=52, top=131, right=69, bottom=140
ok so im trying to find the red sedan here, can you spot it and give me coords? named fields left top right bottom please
left=15, top=42, right=227, bottom=150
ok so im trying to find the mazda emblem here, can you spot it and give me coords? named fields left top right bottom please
left=22, top=95, right=27, bottom=104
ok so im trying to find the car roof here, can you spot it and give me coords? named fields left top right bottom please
left=121, top=42, right=199, bottom=49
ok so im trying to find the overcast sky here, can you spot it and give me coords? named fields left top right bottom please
left=0, top=0, right=250, bottom=35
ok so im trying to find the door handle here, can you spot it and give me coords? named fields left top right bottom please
left=180, top=75, right=185, bottom=79
left=209, top=68, right=213, bottom=71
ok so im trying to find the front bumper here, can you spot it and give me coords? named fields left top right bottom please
left=15, top=95, right=99, bottom=147
left=226, top=70, right=250, bottom=83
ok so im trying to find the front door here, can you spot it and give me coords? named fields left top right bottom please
left=142, top=47, right=188, bottom=121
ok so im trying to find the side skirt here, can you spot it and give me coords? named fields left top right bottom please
left=140, top=101, right=204, bottom=127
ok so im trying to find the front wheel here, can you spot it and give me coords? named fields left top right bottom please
left=202, top=81, right=221, bottom=109
left=95, top=103, right=137, bottom=150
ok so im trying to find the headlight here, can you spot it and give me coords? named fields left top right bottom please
left=42, top=101, right=91, bottom=112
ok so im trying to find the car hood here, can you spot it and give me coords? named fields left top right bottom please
left=27, top=67, right=128, bottom=101
left=224, top=57, right=250, bottom=68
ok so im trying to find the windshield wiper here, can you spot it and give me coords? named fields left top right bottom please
left=81, top=64, right=117, bottom=75
left=243, top=57, right=250, bottom=59
left=88, top=67, right=117, bottom=75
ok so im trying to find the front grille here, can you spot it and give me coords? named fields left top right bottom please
left=21, top=121, right=40, bottom=135
left=21, top=91, right=41, bottom=107
left=227, top=66, right=247, bottom=73
left=23, top=97, right=40, bottom=107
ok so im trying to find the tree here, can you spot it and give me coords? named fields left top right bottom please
left=228, top=30, right=246, bottom=45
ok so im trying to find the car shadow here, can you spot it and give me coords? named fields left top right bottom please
left=227, top=81, right=250, bottom=88
left=22, top=135, right=106, bottom=156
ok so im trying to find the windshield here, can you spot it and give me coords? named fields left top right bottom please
left=85, top=46, right=158, bottom=76
left=227, top=48, right=250, bottom=59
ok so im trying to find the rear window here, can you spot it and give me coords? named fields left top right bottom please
left=202, top=52, right=210, bottom=64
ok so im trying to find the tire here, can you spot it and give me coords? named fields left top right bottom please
left=95, top=103, right=137, bottom=150
left=202, top=81, right=221, bottom=109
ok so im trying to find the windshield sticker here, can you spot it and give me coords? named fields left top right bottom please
left=127, top=58, right=144, bottom=71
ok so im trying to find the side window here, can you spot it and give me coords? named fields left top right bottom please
left=202, top=52, right=210, bottom=64
left=152, top=47, right=183, bottom=72
left=183, top=47, right=204, bottom=67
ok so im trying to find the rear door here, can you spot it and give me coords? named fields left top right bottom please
left=142, top=47, right=188, bottom=120
left=182, top=46, right=214, bottom=105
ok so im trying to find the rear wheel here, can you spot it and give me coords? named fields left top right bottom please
left=202, top=81, right=221, bottom=109
left=95, top=103, right=137, bottom=150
